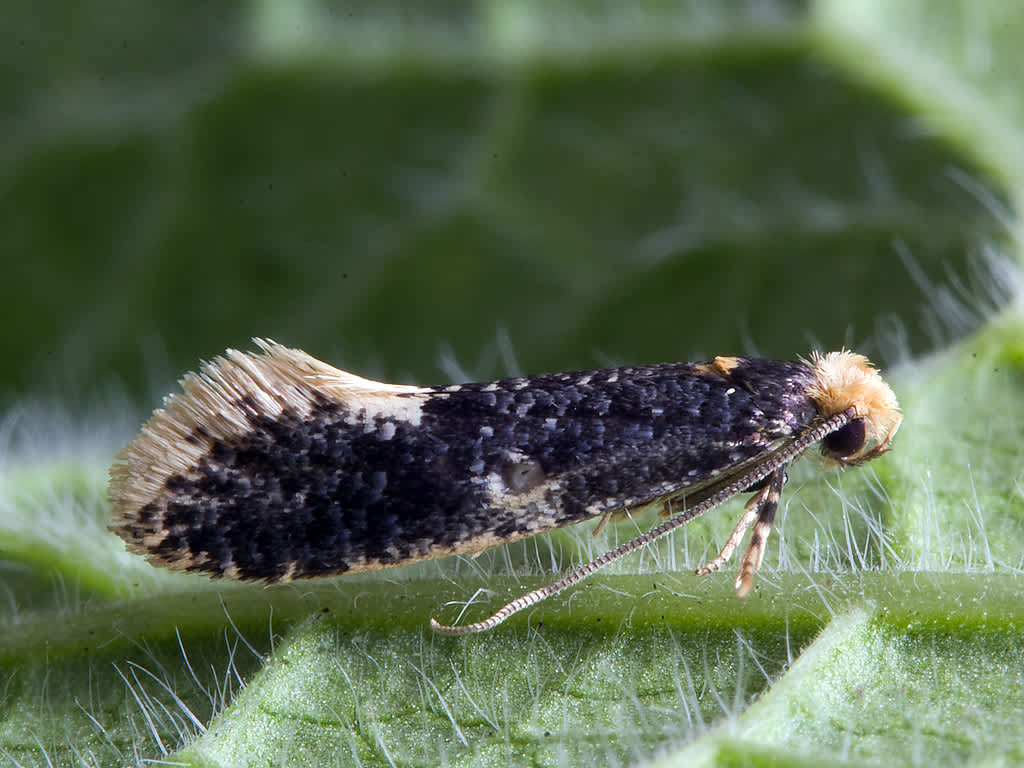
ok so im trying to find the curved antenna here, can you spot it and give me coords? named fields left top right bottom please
left=430, top=408, right=854, bottom=635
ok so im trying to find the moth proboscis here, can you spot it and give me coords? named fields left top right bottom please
left=108, top=340, right=902, bottom=634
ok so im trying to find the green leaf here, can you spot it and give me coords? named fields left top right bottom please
left=3, top=1, right=1024, bottom=766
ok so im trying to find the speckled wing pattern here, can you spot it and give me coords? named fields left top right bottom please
left=111, top=346, right=824, bottom=583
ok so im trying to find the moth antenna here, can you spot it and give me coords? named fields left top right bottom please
left=430, top=408, right=855, bottom=635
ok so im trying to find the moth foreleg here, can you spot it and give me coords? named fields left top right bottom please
left=695, top=467, right=788, bottom=597
left=695, top=487, right=764, bottom=577
left=734, top=468, right=787, bottom=597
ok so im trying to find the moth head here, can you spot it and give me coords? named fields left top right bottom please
left=808, top=350, right=902, bottom=467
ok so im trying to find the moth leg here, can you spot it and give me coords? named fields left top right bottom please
left=592, top=508, right=614, bottom=537
left=695, top=487, right=763, bottom=577
left=734, top=468, right=787, bottom=598
left=592, top=506, right=636, bottom=537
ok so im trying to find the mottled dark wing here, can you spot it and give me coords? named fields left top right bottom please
left=113, top=353, right=820, bottom=582
left=412, top=358, right=820, bottom=534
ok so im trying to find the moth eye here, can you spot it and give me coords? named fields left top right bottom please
left=501, top=458, right=546, bottom=493
left=822, top=418, right=867, bottom=460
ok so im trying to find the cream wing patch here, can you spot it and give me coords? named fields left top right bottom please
left=108, top=339, right=430, bottom=535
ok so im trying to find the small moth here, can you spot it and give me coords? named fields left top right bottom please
left=109, top=340, right=901, bottom=634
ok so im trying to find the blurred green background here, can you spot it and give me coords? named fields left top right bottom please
left=1, top=0, right=1012, bottom=410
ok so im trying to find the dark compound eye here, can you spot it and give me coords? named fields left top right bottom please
left=823, top=418, right=867, bottom=460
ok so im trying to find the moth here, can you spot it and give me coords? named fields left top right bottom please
left=109, top=340, right=901, bottom=634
